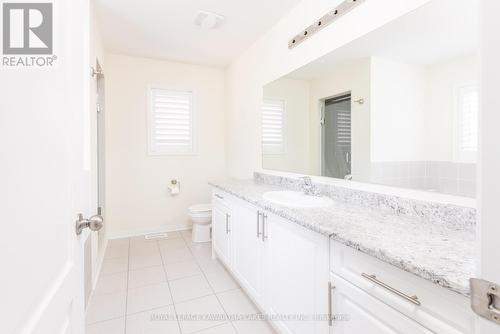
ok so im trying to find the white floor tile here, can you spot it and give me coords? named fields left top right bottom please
left=129, top=253, right=163, bottom=270
left=158, top=237, right=186, bottom=251
left=130, top=236, right=162, bottom=245
left=107, top=238, right=130, bottom=248
left=216, top=289, right=258, bottom=316
left=195, top=323, right=236, bottom=334
left=197, top=258, right=226, bottom=275
left=169, top=274, right=213, bottom=303
left=164, top=259, right=201, bottom=281
left=175, top=295, right=227, bottom=334
left=180, top=229, right=192, bottom=240
left=128, top=266, right=166, bottom=289
left=105, top=244, right=129, bottom=260
left=127, top=282, right=173, bottom=315
left=231, top=320, right=276, bottom=334
left=126, top=305, right=180, bottom=334
left=160, top=246, right=194, bottom=264
left=129, top=242, right=160, bottom=257
left=94, top=271, right=128, bottom=295
left=101, top=257, right=129, bottom=275
left=86, top=317, right=125, bottom=334
left=190, top=244, right=213, bottom=260
left=86, top=291, right=127, bottom=324
left=205, top=268, right=239, bottom=293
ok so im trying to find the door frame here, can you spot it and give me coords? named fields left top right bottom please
left=477, top=0, right=500, bottom=332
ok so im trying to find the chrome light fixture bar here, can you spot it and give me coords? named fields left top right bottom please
left=288, top=0, right=366, bottom=49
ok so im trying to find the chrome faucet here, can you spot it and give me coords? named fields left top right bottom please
left=299, top=176, right=318, bottom=196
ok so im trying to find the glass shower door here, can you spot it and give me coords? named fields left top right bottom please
left=321, top=94, right=352, bottom=179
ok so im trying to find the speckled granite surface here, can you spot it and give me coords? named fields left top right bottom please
left=209, top=177, right=476, bottom=297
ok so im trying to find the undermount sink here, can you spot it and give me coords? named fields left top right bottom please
left=262, top=190, right=333, bottom=208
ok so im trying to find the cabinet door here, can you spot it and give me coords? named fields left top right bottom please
left=232, top=202, right=264, bottom=307
left=265, top=213, right=329, bottom=334
left=212, top=202, right=231, bottom=266
left=330, top=273, right=433, bottom=334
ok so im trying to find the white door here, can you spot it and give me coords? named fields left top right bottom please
left=330, top=274, right=432, bottom=334
left=231, top=202, right=264, bottom=307
left=477, top=1, right=500, bottom=333
left=0, top=1, right=94, bottom=333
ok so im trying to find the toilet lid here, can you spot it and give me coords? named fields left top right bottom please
left=189, top=204, right=212, bottom=213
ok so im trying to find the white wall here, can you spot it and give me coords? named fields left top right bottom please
left=424, top=55, right=479, bottom=161
left=308, top=58, right=372, bottom=179
left=105, top=54, right=226, bottom=237
left=225, top=0, right=432, bottom=178
left=263, top=78, right=310, bottom=173
left=370, top=57, right=426, bottom=162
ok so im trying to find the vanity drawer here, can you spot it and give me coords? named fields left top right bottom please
left=330, top=242, right=474, bottom=334
left=212, top=189, right=233, bottom=207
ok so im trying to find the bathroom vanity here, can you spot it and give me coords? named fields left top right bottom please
left=209, top=174, right=475, bottom=334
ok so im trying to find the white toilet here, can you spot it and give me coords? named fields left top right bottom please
left=188, top=204, right=212, bottom=243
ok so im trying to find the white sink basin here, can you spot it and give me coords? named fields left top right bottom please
left=262, top=191, right=333, bottom=208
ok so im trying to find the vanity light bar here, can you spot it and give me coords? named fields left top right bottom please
left=288, top=0, right=366, bottom=49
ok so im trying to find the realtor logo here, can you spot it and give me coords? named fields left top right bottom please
left=3, top=3, right=53, bottom=54
left=2, top=2, right=56, bottom=67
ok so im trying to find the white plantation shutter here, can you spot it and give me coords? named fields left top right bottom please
left=336, top=109, right=351, bottom=148
left=148, top=88, right=194, bottom=155
left=457, top=85, right=478, bottom=162
left=262, top=99, right=286, bottom=154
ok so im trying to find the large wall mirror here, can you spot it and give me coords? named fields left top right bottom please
left=261, top=0, right=479, bottom=198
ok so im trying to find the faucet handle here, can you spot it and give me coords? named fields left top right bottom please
left=299, top=176, right=312, bottom=185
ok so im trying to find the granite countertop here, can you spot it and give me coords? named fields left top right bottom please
left=209, top=179, right=475, bottom=297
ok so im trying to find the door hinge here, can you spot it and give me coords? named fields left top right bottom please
left=470, top=278, right=500, bottom=325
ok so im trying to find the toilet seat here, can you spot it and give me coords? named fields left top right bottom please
left=188, top=203, right=211, bottom=214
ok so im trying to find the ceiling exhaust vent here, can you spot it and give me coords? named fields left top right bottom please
left=194, top=10, right=225, bottom=30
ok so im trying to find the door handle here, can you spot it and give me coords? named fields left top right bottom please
left=328, top=281, right=336, bottom=326
left=226, top=213, right=231, bottom=234
left=262, top=214, right=268, bottom=242
left=76, top=213, right=104, bottom=235
left=256, top=211, right=262, bottom=238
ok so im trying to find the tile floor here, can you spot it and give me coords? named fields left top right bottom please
left=86, top=229, right=276, bottom=334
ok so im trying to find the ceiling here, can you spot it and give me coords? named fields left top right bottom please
left=288, top=0, right=479, bottom=80
left=94, top=0, right=301, bottom=67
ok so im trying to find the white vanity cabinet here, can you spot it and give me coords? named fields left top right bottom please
left=212, top=190, right=330, bottom=334
left=330, top=242, right=474, bottom=334
left=330, top=273, right=432, bottom=334
left=264, top=212, right=329, bottom=334
left=211, top=188, right=473, bottom=334
left=231, top=200, right=266, bottom=308
left=212, top=191, right=232, bottom=267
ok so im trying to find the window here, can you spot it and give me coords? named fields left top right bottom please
left=148, top=88, right=195, bottom=155
left=262, top=98, right=286, bottom=154
left=456, top=84, right=479, bottom=162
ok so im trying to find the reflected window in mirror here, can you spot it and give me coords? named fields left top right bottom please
left=262, top=98, right=286, bottom=154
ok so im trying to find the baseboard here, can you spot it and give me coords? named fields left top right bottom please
left=107, top=223, right=193, bottom=240
left=92, top=238, right=107, bottom=290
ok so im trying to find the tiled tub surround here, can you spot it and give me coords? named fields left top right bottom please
left=209, top=173, right=476, bottom=297
left=370, top=161, right=476, bottom=197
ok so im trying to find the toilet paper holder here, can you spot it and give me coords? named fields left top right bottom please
left=169, top=179, right=180, bottom=195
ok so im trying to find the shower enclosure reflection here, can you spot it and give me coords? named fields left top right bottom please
left=261, top=0, right=479, bottom=198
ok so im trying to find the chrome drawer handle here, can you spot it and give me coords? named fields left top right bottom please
left=361, top=273, right=421, bottom=306
left=256, top=211, right=262, bottom=237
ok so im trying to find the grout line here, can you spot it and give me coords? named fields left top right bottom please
left=157, top=238, right=183, bottom=334
left=86, top=315, right=127, bottom=327
left=123, top=238, right=131, bottom=334
left=180, top=231, right=240, bottom=334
